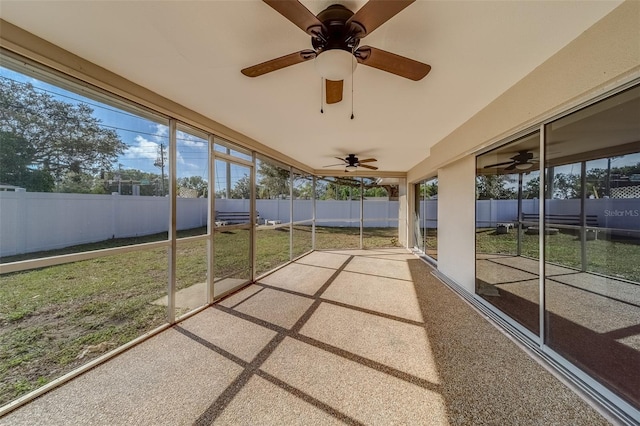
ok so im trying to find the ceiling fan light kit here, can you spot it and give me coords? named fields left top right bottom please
left=324, top=154, right=379, bottom=172
left=315, top=49, right=357, bottom=81
left=242, top=0, right=431, bottom=106
left=515, top=162, right=534, bottom=171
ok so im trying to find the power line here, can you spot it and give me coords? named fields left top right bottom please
left=1, top=75, right=208, bottom=147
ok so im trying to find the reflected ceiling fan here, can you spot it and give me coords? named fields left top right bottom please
left=484, top=151, right=539, bottom=171
left=241, top=0, right=431, bottom=104
left=324, top=154, right=378, bottom=172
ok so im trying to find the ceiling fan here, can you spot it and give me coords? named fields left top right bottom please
left=324, top=154, right=378, bottom=172
left=483, top=151, right=539, bottom=171
left=241, top=0, right=431, bottom=104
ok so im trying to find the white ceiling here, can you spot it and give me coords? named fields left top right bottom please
left=0, top=0, right=622, bottom=173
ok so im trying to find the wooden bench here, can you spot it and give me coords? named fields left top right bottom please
left=521, top=213, right=599, bottom=237
left=521, top=213, right=598, bottom=227
left=215, top=211, right=259, bottom=226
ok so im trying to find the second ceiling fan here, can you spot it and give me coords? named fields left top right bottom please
left=484, top=151, right=539, bottom=171
left=324, top=154, right=378, bottom=172
left=242, top=0, right=431, bottom=104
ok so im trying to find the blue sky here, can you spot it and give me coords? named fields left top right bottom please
left=2, top=65, right=637, bottom=191
left=0, top=65, right=256, bottom=188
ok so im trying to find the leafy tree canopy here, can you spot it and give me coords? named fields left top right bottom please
left=0, top=77, right=126, bottom=190
left=257, top=161, right=289, bottom=199
left=218, top=174, right=251, bottom=199
left=476, top=175, right=517, bottom=200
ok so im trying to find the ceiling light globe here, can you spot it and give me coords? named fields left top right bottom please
left=345, top=165, right=357, bottom=172
left=515, top=163, right=533, bottom=170
left=315, top=49, right=357, bottom=81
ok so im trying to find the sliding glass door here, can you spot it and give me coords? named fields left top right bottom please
left=543, top=84, right=640, bottom=411
left=475, top=83, right=640, bottom=416
left=414, top=177, right=438, bottom=260
left=212, top=145, right=253, bottom=298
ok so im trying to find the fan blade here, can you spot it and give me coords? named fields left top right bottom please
left=323, top=163, right=346, bottom=168
left=359, top=164, right=379, bottom=170
left=347, top=0, right=415, bottom=37
left=326, top=80, right=343, bottom=104
left=241, top=50, right=316, bottom=77
left=263, top=0, right=325, bottom=35
left=504, top=163, right=517, bottom=171
left=358, top=158, right=377, bottom=163
left=355, top=46, right=430, bottom=81
left=483, top=161, right=515, bottom=169
left=335, top=157, right=347, bottom=162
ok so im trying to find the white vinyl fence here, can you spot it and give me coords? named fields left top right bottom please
left=474, top=198, right=640, bottom=230
left=0, top=192, right=399, bottom=257
left=2, top=192, right=637, bottom=257
left=0, top=192, right=208, bottom=257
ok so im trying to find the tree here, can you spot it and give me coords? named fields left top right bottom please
left=315, top=177, right=394, bottom=200
left=364, top=186, right=388, bottom=198
left=0, top=78, right=126, bottom=188
left=476, top=174, right=517, bottom=199
left=420, top=181, right=438, bottom=198
left=257, top=161, right=289, bottom=199
left=57, top=171, right=105, bottom=194
left=294, top=181, right=313, bottom=199
left=0, top=130, right=54, bottom=191
left=229, top=175, right=251, bottom=199
left=523, top=176, right=540, bottom=199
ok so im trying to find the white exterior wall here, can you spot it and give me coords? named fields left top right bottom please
left=407, top=1, right=639, bottom=295
left=437, top=157, right=477, bottom=293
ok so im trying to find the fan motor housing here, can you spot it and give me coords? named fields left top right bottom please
left=312, top=4, right=362, bottom=52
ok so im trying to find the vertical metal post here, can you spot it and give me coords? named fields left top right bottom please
left=538, top=125, right=546, bottom=347
left=517, top=173, right=523, bottom=256
left=580, top=161, right=587, bottom=272
left=424, top=182, right=428, bottom=252
left=207, top=135, right=215, bottom=303
left=416, top=182, right=419, bottom=251
left=312, top=175, right=316, bottom=250
left=167, top=119, right=177, bottom=324
left=359, top=177, right=364, bottom=249
left=250, top=153, right=257, bottom=281
left=289, top=168, right=294, bottom=261
left=225, top=147, right=231, bottom=199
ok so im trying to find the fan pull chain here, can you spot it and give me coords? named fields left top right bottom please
left=350, top=73, right=354, bottom=120
left=320, top=78, right=324, bottom=114
left=351, top=50, right=355, bottom=120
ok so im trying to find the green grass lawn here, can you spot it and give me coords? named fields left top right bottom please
left=0, top=225, right=398, bottom=406
left=2, top=224, right=636, bottom=407
left=475, top=227, right=640, bottom=282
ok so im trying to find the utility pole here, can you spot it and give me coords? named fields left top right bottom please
left=154, top=143, right=166, bottom=196
left=116, top=164, right=122, bottom=195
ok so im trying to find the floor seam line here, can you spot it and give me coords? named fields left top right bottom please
left=318, top=298, right=424, bottom=326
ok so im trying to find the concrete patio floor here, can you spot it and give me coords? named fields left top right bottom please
left=476, top=253, right=640, bottom=409
left=1, top=249, right=610, bottom=425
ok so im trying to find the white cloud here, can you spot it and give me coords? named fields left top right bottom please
left=153, top=124, right=168, bottom=142
left=182, top=139, right=206, bottom=149
left=124, top=135, right=159, bottom=160
left=178, top=131, right=207, bottom=149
